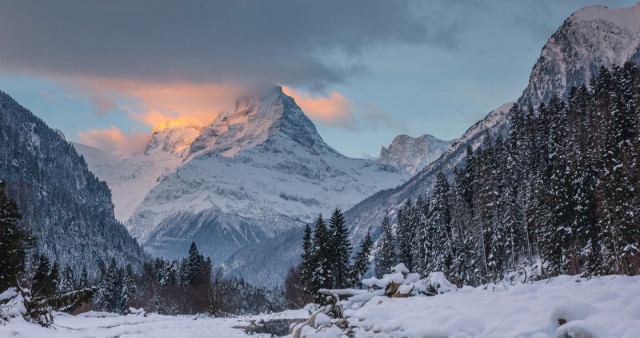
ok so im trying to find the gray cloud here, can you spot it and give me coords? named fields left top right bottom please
left=90, top=94, right=117, bottom=117
left=0, top=0, right=440, bottom=90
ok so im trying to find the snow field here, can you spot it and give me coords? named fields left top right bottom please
left=308, top=275, right=640, bottom=337
left=0, top=309, right=308, bottom=337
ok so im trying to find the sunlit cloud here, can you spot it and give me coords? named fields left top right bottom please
left=83, top=79, right=246, bottom=128
left=282, top=86, right=407, bottom=132
left=78, top=126, right=148, bottom=156
left=282, top=86, right=357, bottom=129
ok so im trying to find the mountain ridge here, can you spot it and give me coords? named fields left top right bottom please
left=345, top=3, right=640, bottom=241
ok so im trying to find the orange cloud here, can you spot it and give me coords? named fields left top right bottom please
left=78, top=126, right=148, bottom=156
left=282, top=86, right=356, bottom=129
left=88, top=80, right=245, bottom=127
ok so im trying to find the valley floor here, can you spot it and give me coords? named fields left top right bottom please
left=3, top=275, right=640, bottom=337
left=0, top=308, right=308, bottom=337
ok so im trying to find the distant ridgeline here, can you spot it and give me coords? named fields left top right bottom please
left=374, top=64, right=640, bottom=285
left=0, top=91, right=145, bottom=278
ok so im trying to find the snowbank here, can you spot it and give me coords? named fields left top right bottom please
left=345, top=275, right=640, bottom=337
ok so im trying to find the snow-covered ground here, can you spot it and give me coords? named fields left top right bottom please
left=306, top=274, right=640, bottom=337
left=3, top=275, right=640, bottom=337
left=0, top=309, right=308, bottom=337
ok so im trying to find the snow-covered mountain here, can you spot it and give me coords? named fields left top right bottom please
left=345, top=3, right=640, bottom=241
left=76, top=86, right=409, bottom=285
left=0, top=91, right=145, bottom=277
left=378, top=134, right=451, bottom=175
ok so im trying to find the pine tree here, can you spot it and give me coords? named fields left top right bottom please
left=396, top=199, right=415, bottom=271
left=299, top=223, right=314, bottom=292
left=79, top=265, right=89, bottom=288
left=58, top=265, right=76, bottom=292
left=184, top=242, right=206, bottom=287
left=310, top=214, right=332, bottom=300
left=429, top=172, right=453, bottom=275
left=374, top=214, right=396, bottom=277
left=351, top=231, right=373, bottom=287
left=329, top=209, right=352, bottom=288
left=0, top=181, right=33, bottom=291
left=32, top=255, right=56, bottom=297
left=121, top=264, right=136, bottom=311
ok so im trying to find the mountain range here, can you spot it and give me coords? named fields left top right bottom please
left=5, top=3, right=638, bottom=287
left=74, top=87, right=452, bottom=284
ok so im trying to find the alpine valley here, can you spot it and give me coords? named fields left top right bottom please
left=2, top=1, right=640, bottom=336
left=61, top=3, right=640, bottom=287
left=74, top=87, right=444, bottom=285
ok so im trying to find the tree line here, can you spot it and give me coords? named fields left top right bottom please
left=1, top=181, right=287, bottom=324
left=375, top=63, right=640, bottom=286
left=289, top=209, right=373, bottom=304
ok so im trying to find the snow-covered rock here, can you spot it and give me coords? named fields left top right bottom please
left=378, top=134, right=451, bottom=175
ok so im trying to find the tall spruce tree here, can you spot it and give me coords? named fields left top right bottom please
left=351, top=231, right=373, bottom=287
left=299, top=223, right=314, bottom=292
left=329, top=209, right=352, bottom=288
left=375, top=214, right=397, bottom=277
left=310, top=214, right=332, bottom=299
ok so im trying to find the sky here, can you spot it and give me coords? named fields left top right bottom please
left=0, top=0, right=637, bottom=158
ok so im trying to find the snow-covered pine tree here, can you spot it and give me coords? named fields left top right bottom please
left=79, top=265, right=89, bottom=288
left=310, top=214, right=332, bottom=300
left=374, top=214, right=397, bottom=278
left=299, top=223, right=314, bottom=293
left=58, top=265, right=76, bottom=292
left=429, top=172, right=453, bottom=275
left=329, top=209, right=352, bottom=288
left=32, top=255, right=57, bottom=297
left=396, top=199, right=416, bottom=271
left=351, top=231, right=373, bottom=287
left=411, top=195, right=429, bottom=276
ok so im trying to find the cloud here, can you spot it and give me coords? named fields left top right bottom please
left=283, top=87, right=356, bottom=129
left=283, top=86, right=407, bottom=132
left=78, top=126, right=148, bottom=156
left=0, top=1, right=432, bottom=91
left=87, top=79, right=245, bottom=127
left=89, top=94, right=117, bottom=117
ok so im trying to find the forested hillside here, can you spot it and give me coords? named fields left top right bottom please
left=376, top=64, right=640, bottom=285
left=0, top=91, right=145, bottom=277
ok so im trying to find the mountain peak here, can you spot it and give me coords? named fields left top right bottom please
left=521, top=2, right=640, bottom=108
left=146, top=120, right=202, bottom=155
left=188, top=86, right=329, bottom=157
left=378, top=134, right=452, bottom=175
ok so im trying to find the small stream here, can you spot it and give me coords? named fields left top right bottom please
left=244, top=319, right=306, bottom=337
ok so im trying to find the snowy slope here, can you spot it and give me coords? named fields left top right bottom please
left=345, top=2, right=640, bottom=241
left=74, top=121, right=201, bottom=222
left=300, top=275, right=640, bottom=337
left=76, top=87, right=408, bottom=285
left=378, top=134, right=451, bottom=175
